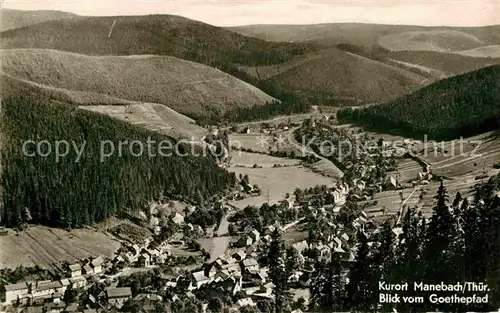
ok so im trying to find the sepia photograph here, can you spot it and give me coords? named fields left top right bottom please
left=0, top=0, right=499, bottom=312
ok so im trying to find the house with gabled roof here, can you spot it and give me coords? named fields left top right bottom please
left=242, top=258, right=259, bottom=272
left=69, top=276, right=87, bottom=289
left=106, top=287, right=131, bottom=309
left=237, top=298, right=256, bottom=307
left=249, top=229, right=260, bottom=243
left=91, top=256, right=104, bottom=274
left=32, top=281, right=64, bottom=300
left=237, top=236, right=253, bottom=247
left=171, top=213, right=184, bottom=225
left=82, top=264, right=93, bottom=276
left=292, top=240, right=308, bottom=255
left=1, top=282, right=30, bottom=304
left=232, top=251, right=246, bottom=262
left=68, top=264, right=81, bottom=278
left=138, top=253, right=151, bottom=268
left=189, top=271, right=210, bottom=290
left=251, top=285, right=273, bottom=300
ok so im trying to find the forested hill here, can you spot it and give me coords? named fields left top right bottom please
left=337, top=65, right=500, bottom=140
left=0, top=94, right=236, bottom=228
left=0, top=15, right=314, bottom=67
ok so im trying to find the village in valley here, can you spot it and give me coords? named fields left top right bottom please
left=2, top=113, right=499, bottom=313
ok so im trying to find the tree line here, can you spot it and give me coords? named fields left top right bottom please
left=337, top=65, right=500, bottom=140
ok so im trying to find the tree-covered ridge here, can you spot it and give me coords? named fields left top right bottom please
left=0, top=15, right=314, bottom=67
left=337, top=65, right=500, bottom=140
left=0, top=95, right=236, bottom=228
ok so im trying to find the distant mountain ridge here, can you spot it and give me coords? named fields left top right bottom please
left=228, top=23, right=500, bottom=48
left=1, top=9, right=77, bottom=31
left=0, top=14, right=314, bottom=66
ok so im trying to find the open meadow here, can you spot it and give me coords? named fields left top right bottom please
left=228, top=166, right=335, bottom=209
left=0, top=226, right=120, bottom=269
left=231, top=151, right=300, bottom=167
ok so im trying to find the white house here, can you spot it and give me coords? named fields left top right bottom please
left=249, top=230, right=260, bottom=243
left=1, top=282, right=30, bottom=304
left=172, top=213, right=184, bottom=225
left=32, top=281, right=64, bottom=300
left=237, top=298, right=256, bottom=307
left=69, top=276, right=87, bottom=289
left=190, top=271, right=210, bottom=290
left=242, top=258, right=259, bottom=272
left=91, top=256, right=104, bottom=274
left=59, top=279, right=70, bottom=295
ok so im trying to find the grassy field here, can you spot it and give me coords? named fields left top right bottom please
left=412, top=131, right=500, bottom=178
left=0, top=226, right=120, bottom=269
left=198, top=237, right=230, bottom=263
left=1, top=49, right=276, bottom=117
left=80, top=103, right=207, bottom=140
left=387, top=50, right=500, bottom=76
left=378, top=30, right=485, bottom=52
left=228, top=166, right=335, bottom=209
left=230, top=134, right=277, bottom=153
left=231, top=152, right=300, bottom=167
left=387, top=158, right=426, bottom=183
left=455, top=45, right=500, bottom=58
left=1, top=73, right=207, bottom=140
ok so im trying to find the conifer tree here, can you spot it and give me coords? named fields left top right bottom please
left=268, top=228, right=291, bottom=313
left=309, top=253, right=346, bottom=312
left=347, top=231, right=375, bottom=312
left=373, top=220, right=396, bottom=283
left=425, top=181, right=455, bottom=283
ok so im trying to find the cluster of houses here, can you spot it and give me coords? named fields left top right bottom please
left=0, top=256, right=105, bottom=309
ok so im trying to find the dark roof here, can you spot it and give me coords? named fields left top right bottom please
left=106, top=287, right=132, bottom=299
left=3, top=282, right=28, bottom=291
left=36, top=281, right=63, bottom=291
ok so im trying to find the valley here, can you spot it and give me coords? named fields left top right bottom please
left=0, top=7, right=499, bottom=313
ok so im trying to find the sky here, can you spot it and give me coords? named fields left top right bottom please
left=2, top=0, right=500, bottom=27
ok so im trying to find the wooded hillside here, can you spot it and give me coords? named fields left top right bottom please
left=1, top=95, right=236, bottom=228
